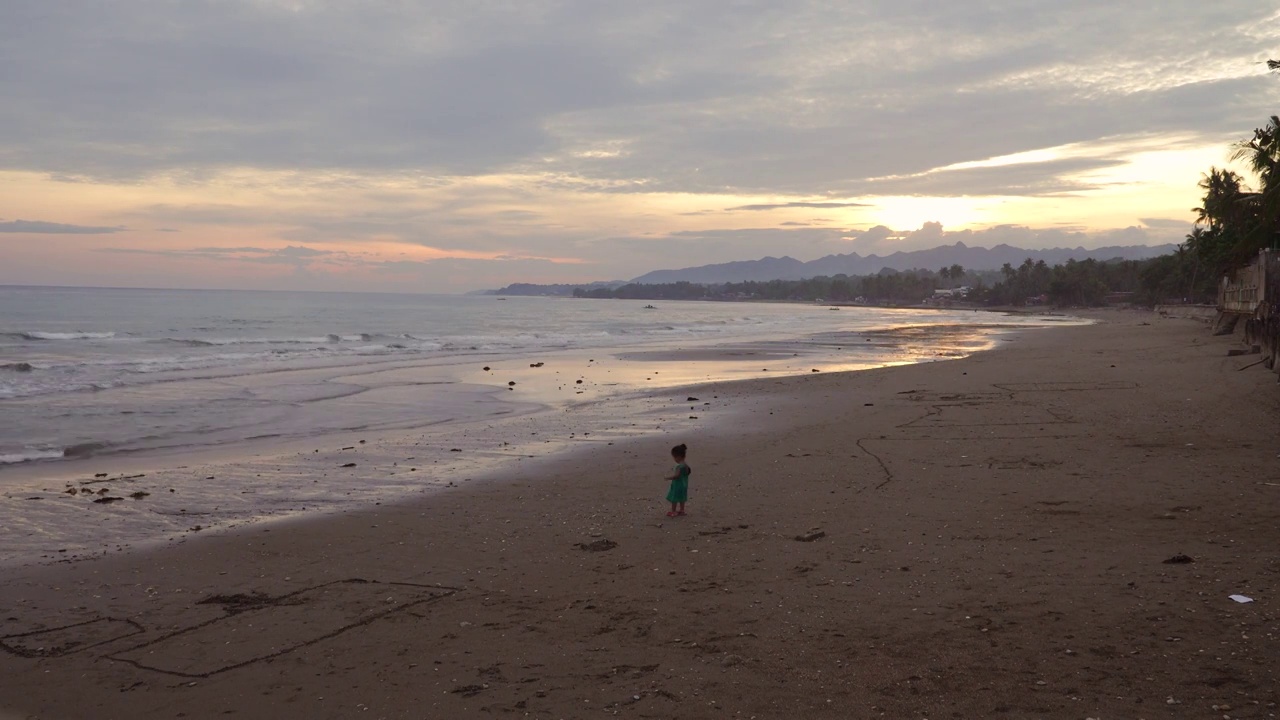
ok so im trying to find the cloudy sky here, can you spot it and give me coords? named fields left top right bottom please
left=2, top=1, right=1278, bottom=292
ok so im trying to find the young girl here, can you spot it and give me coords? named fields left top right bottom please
left=664, top=443, right=691, bottom=517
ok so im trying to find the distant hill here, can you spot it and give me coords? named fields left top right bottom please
left=630, top=241, right=1178, bottom=284
left=483, top=281, right=626, bottom=296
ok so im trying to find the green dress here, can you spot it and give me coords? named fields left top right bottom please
left=666, top=463, right=691, bottom=503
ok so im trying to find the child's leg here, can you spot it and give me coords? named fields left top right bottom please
left=676, top=502, right=686, bottom=515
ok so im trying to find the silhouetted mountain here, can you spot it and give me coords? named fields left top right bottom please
left=629, top=241, right=1177, bottom=284
left=482, top=280, right=626, bottom=296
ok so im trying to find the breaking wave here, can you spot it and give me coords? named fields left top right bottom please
left=15, top=331, right=117, bottom=341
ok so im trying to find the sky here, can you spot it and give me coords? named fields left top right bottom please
left=1, top=1, right=1278, bottom=293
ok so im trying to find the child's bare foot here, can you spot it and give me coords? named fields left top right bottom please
left=666, top=511, right=677, bottom=517
left=676, top=511, right=687, bottom=516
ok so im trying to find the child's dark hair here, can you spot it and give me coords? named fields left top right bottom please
left=671, top=443, right=687, bottom=457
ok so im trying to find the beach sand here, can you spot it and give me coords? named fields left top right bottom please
left=1, top=310, right=1277, bottom=719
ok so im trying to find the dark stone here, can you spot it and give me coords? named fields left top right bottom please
left=794, top=531, right=825, bottom=542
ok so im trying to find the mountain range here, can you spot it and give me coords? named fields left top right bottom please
left=629, top=241, right=1178, bottom=284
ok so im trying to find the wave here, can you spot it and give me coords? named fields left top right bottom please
left=0, top=449, right=65, bottom=464
left=17, top=331, right=117, bottom=341
left=163, top=333, right=383, bottom=346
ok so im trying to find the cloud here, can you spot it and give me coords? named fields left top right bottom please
left=727, top=201, right=872, bottom=211
left=96, top=245, right=337, bottom=265
left=840, top=222, right=1184, bottom=255
left=0, top=219, right=124, bottom=234
left=0, top=0, right=1274, bottom=196
left=1139, top=217, right=1194, bottom=230
left=1, top=1, right=1275, bottom=292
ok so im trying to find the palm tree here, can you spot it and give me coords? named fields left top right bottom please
left=1194, top=167, right=1248, bottom=230
left=1230, top=115, right=1280, bottom=248
left=1181, top=229, right=1206, bottom=299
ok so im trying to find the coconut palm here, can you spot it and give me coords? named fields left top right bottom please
left=1194, top=167, right=1248, bottom=229
left=1230, top=115, right=1280, bottom=247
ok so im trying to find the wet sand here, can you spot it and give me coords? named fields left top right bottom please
left=1, top=310, right=1278, bottom=719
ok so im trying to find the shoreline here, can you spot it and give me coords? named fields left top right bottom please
left=0, top=314, right=1070, bottom=568
left=4, top=309, right=1278, bottom=718
left=0, top=303, right=1064, bottom=472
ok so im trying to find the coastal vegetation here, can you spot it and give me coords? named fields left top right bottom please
left=570, top=257, right=1173, bottom=307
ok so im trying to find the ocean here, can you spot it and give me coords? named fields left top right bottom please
left=0, top=285, right=1088, bottom=564
left=0, top=285, right=1076, bottom=469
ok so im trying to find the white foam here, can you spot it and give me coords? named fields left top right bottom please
left=0, top=449, right=65, bottom=464
left=23, top=331, right=117, bottom=340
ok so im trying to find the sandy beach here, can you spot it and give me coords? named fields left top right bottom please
left=1, top=309, right=1277, bottom=719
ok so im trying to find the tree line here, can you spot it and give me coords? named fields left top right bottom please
left=1166, top=60, right=1279, bottom=298
left=573, top=258, right=1181, bottom=307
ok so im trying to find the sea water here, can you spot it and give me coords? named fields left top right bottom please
left=0, top=285, right=1088, bottom=564
left=1, top=285, right=1072, bottom=468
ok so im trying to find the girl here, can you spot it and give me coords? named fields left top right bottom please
left=664, top=443, right=691, bottom=517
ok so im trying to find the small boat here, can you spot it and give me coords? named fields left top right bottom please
left=642, top=304, right=657, bottom=309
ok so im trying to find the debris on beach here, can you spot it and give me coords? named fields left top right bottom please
left=687, top=397, right=699, bottom=401
left=483, top=366, right=490, bottom=371
left=93, top=497, right=123, bottom=504
left=340, top=462, right=357, bottom=468
left=1162, top=554, right=1194, bottom=564
left=508, top=381, right=516, bottom=386
left=794, top=530, right=825, bottom=542
left=197, top=591, right=285, bottom=614
left=94, top=472, right=107, bottom=478
left=577, top=539, right=618, bottom=552
left=530, top=362, right=544, bottom=367
left=129, top=491, right=150, bottom=499
left=451, top=684, right=486, bottom=697
left=1229, top=594, right=1254, bottom=603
